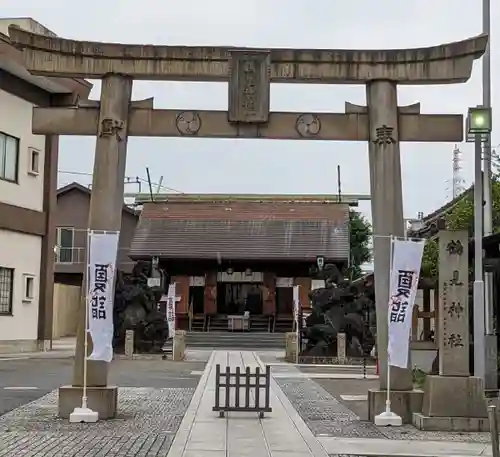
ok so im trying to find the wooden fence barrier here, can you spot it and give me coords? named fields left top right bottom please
left=213, top=364, right=272, bottom=418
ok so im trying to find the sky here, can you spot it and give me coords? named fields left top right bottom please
left=2, top=0, right=498, bottom=223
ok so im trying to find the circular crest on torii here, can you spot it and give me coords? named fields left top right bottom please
left=295, top=114, right=321, bottom=138
left=175, top=111, right=201, bottom=136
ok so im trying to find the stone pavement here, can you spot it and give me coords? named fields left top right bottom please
left=168, top=350, right=329, bottom=457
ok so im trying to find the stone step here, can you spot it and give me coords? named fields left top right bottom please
left=185, top=331, right=286, bottom=349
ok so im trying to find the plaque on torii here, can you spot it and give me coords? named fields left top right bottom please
left=7, top=25, right=487, bottom=417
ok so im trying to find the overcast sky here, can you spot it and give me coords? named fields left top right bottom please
left=2, top=0, right=498, bottom=223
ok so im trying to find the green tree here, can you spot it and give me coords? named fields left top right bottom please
left=421, top=238, right=438, bottom=279
left=425, top=153, right=500, bottom=278
left=447, top=177, right=500, bottom=235
left=348, top=210, right=372, bottom=280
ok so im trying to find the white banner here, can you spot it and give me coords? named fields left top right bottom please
left=387, top=238, right=425, bottom=368
left=166, top=283, right=176, bottom=338
left=87, top=231, right=120, bottom=363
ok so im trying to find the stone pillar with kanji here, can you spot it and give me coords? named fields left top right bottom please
left=413, top=230, right=488, bottom=431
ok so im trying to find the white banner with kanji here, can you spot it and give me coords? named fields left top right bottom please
left=166, top=283, right=176, bottom=338
left=87, top=230, right=120, bottom=362
left=387, top=238, right=425, bottom=368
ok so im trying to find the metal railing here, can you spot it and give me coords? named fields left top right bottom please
left=54, top=246, right=84, bottom=264
left=54, top=246, right=133, bottom=265
left=213, top=364, right=272, bottom=418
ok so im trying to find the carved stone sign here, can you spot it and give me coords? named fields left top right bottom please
left=175, top=111, right=201, bottom=136
left=99, top=117, right=124, bottom=140
left=372, top=124, right=396, bottom=145
left=228, top=51, right=271, bottom=124
left=295, top=114, right=321, bottom=137
left=438, top=230, right=469, bottom=376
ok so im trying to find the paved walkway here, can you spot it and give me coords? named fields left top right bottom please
left=167, top=350, right=328, bottom=457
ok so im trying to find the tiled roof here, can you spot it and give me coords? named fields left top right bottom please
left=57, top=182, right=139, bottom=217
left=129, top=198, right=350, bottom=261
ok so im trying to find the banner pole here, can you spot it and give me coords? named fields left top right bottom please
left=82, top=229, right=91, bottom=410
left=69, top=229, right=98, bottom=423
left=374, top=235, right=402, bottom=426
left=386, top=235, right=394, bottom=412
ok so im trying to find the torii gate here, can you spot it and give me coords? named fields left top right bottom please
left=8, top=25, right=487, bottom=422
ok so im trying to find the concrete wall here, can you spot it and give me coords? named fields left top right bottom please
left=0, top=229, right=41, bottom=353
left=52, top=283, right=80, bottom=338
left=0, top=89, right=45, bottom=212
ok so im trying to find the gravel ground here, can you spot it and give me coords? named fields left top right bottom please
left=0, top=387, right=195, bottom=456
left=0, top=358, right=206, bottom=456
left=276, top=377, right=491, bottom=443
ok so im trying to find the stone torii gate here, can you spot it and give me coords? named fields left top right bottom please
left=8, top=26, right=487, bottom=421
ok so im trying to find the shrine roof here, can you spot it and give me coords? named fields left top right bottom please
left=406, top=185, right=473, bottom=239
left=129, top=198, right=350, bottom=262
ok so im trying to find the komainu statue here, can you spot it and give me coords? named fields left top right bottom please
left=113, top=261, right=170, bottom=353
left=300, top=263, right=375, bottom=358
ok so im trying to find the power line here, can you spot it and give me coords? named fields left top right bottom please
left=58, top=169, right=184, bottom=194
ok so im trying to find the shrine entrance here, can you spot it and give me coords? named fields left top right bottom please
left=8, top=25, right=487, bottom=417
left=216, top=271, right=264, bottom=315
left=217, top=283, right=263, bottom=315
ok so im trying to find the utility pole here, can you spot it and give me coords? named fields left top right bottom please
left=481, top=0, right=496, bottom=390
left=483, top=0, right=492, bottom=235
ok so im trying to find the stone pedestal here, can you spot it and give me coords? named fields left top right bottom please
left=285, top=332, right=298, bottom=363
left=368, top=388, right=423, bottom=424
left=337, top=332, right=346, bottom=364
left=58, top=385, right=118, bottom=419
left=173, top=330, right=185, bottom=361
left=412, top=375, right=488, bottom=431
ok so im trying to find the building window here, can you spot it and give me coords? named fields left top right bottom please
left=56, top=227, right=75, bottom=263
left=0, top=132, right=19, bottom=183
left=28, top=148, right=40, bottom=176
left=23, top=275, right=35, bottom=302
left=0, top=267, right=14, bottom=315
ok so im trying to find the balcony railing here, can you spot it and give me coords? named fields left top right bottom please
left=55, top=246, right=133, bottom=266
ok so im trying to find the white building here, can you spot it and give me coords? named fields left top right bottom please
left=0, top=18, right=91, bottom=353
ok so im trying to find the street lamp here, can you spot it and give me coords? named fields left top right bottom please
left=467, top=105, right=492, bottom=382
left=466, top=106, right=491, bottom=143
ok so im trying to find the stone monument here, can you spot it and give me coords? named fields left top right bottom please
left=8, top=25, right=487, bottom=419
left=413, top=230, right=488, bottom=431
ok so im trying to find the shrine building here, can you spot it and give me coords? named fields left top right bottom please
left=128, top=194, right=356, bottom=333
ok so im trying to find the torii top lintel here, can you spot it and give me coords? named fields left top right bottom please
left=8, top=26, right=487, bottom=85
